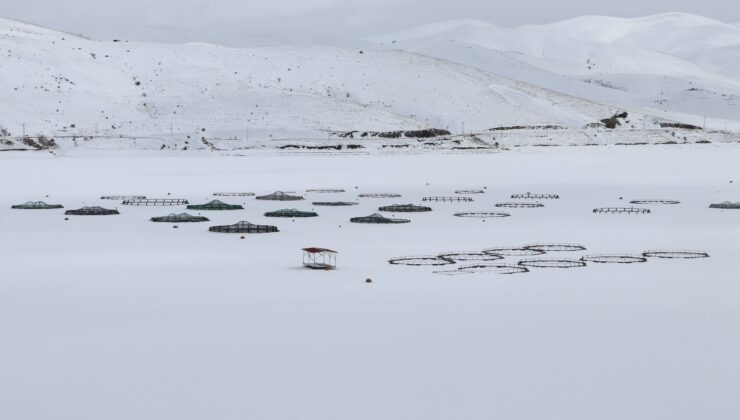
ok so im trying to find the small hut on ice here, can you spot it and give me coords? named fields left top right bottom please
left=302, top=248, right=337, bottom=270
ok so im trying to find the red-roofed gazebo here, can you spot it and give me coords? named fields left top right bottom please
left=302, top=248, right=337, bottom=270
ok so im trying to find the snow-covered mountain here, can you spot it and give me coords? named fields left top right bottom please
left=0, top=17, right=631, bottom=142
left=369, top=13, right=740, bottom=129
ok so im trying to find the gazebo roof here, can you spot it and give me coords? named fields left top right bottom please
left=303, top=247, right=337, bottom=254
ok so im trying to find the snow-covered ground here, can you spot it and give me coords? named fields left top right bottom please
left=2, top=145, right=739, bottom=419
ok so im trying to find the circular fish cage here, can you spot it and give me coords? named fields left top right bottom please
left=100, top=195, right=146, bottom=200
left=482, top=246, right=546, bottom=256
left=708, top=202, right=740, bottom=209
left=510, top=193, right=560, bottom=200
left=65, top=206, right=120, bottom=216
left=306, top=189, right=345, bottom=193
left=495, top=202, right=544, bottom=208
left=123, top=198, right=189, bottom=206
left=455, top=189, right=485, bottom=194
left=213, top=192, right=255, bottom=197
left=378, top=204, right=432, bottom=213
left=264, top=209, right=318, bottom=218
left=423, top=196, right=473, bottom=203
left=642, top=250, right=710, bottom=259
left=351, top=213, right=410, bottom=224
left=454, top=212, right=510, bottom=218
left=312, top=201, right=359, bottom=206
left=524, top=243, right=587, bottom=252
left=359, top=193, right=402, bottom=198
left=437, top=252, right=504, bottom=262
left=433, top=269, right=475, bottom=276
left=581, top=254, right=647, bottom=264
left=593, top=207, right=651, bottom=214
left=629, top=199, right=680, bottom=205
left=518, top=259, right=587, bottom=269
left=389, top=256, right=455, bottom=266
left=458, top=263, right=530, bottom=275
left=11, top=201, right=64, bottom=210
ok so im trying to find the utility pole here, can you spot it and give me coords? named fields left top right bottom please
left=461, top=122, right=465, bottom=137
left=22, top=123, right=25, bottom=137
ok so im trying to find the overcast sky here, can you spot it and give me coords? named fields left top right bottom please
left=2, top=0, right=739, bottom=46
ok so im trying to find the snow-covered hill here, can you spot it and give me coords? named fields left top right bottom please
left=369, top=13, right=740, bottom=129
left=0, top=17, right=632, bottom=143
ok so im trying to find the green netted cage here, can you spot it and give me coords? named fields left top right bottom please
left=123, top=198, right=189, bottom=206
left=12, top=201, right=63, bottom=209
left=378, top=204, right=432, bottom=213
left=65, top=206, right=119, bottom=216
left=709, top=201, right=740, bottom=209
left=312, top=201, right=358, bottom=206
left=209, top=221, right=279, bottom=233
left=264, top=209, right=318, bottom=218
left=187, top=199, right=243, bottom=211
left=150, top=213, right=210, bottom=223
left=256, top=191, right=304, bottom=201
left=350, top=213, right=410, bottom=224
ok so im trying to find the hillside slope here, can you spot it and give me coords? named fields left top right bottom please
left=0, top=18, right=629, bottom=141
left=369, top=13, right=740, bottom=129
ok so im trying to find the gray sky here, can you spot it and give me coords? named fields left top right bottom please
left=2, top=0, right=738, bottom=46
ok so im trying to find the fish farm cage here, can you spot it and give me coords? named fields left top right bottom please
left=264, top=209, right=318, bottom=218
left=518, top=259, right=587, bottom=269
left=350, top=213, right=410, bottom=224
left=122, top=198, right=189, bottom=206
left=709, top=202, right=740, bottom=209
left=256, top=191, right=304, bottom=201
left=358, top=193, right=402, bottom=198
left=455, top=189, right=485, bottom=194
left=437, top=252, right=504, bottom=262
left=495, top=202, right=544, bottom=208
left=11, top=201, right=63, bottom=209
left=150, top=213, right=210, bottom=223
left=209, top=221, right=279, bottom=233
left=454, top=212, right=510, bottom=218
left=213, top=192, right=255, bottom=197
left=593, top=207, right=651, bottom=214
left=423, top=196, right=473, bottom=203
left=511, top=193, right=560, bottom=200
left=457, top=263, right=529, bottom=275
left=642, top=250, right=710, bottom=259
left=524, top=243, right=587, bottom=252
left=378, top=204, right=432, bottom=213
left=100, top=195, right=146, bottom=200
left=630, top=199, right=680, bottom=205
left=388, top=256, right=456, bottom=266
left=306, top=189, right=345, bottom=193
left=581, top=254, right=648, bottom=264
left=65, top=206, right=119, bottom=216
left=187, top=200, right=244, bottom=210
left=312, top=201, right=358, bottom=206
left=483, top=246, right=546, bottom=256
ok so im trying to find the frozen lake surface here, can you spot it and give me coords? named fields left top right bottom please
left=1, top=146, right=739, bottom=419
